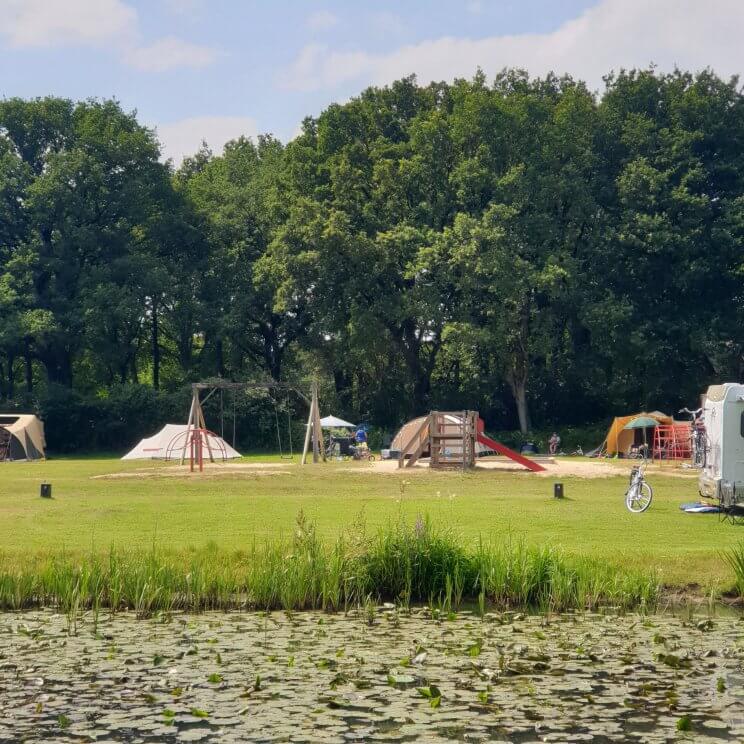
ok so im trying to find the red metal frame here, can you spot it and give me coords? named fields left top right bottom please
left=164, top=427, right=228, bottom=471
left=652, top=423, right=692, bottom=462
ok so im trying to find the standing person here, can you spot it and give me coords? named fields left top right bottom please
left=549, top=431, right=561, bottom=455
left=355, top=426, right=368, bottom=448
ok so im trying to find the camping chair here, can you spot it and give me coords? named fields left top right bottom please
left=719, top=480, right=744, bottom=525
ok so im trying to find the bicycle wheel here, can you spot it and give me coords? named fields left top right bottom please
left=626, top=481, right=653, bottom=513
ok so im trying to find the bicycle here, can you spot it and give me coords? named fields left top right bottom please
left=679, top=407, right=707, bottom=469
left=625, top=457, right=653, bottom=513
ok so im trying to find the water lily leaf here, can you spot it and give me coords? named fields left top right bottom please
left=287, top=656, right=295, bottom=667
left=163, top=709, right=176, bottom=719
left=208, top=673, right=223, bottom=683
left=171, top=687, right=183, bottom=697
left=717, top=677, right=726, bottom=693
left=190, top=708, right=209, bottom=718
left=417, top=683, right=442, bottom=700
left=153, top=654, right=165, bottom=666
left=466, top=643, right=482, bottom=657
left=388, top=673, right=416, bottom=689
left=676, top=715, right=692, bottom=731
left=656, top=653, right=691, bottom=669
left=57, top=714, right=70, bottom=728
left=329, top=672, right=348, bottom=690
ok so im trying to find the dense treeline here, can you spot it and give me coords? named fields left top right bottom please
left=1, top=68, right=743, bottom=450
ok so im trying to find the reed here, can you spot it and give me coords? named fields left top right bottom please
left=0, top=514, right=659, bottom=616
left=722, top=542, right=744, bottom=596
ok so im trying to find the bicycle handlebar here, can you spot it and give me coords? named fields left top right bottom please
left=678, top=407, right=702, bottom=417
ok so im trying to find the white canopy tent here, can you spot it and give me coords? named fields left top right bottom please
left=319, top=415, right=356, bottom=428
left=122, top=424, right=241, bottom=461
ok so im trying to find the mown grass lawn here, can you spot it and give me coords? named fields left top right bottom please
left=0, top=455, right=739, bottom=589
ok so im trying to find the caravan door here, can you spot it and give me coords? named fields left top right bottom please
left=722, top=386, right=744, bottom=492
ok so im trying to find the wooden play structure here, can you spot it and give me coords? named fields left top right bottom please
left=183, top=380, right=325, bottom=469
left=396, top=410, right=545, bottom=472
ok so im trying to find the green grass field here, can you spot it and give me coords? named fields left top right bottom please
left=1, top=455, right=740, bottom=591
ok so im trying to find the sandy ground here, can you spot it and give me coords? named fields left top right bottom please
left=94, top=456, right=698, bottom=480
left=355, top=456, right=632, bottom=478
left=92, top=462, right=291, bottom=479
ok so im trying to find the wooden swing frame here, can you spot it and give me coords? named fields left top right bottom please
left=181, top=380, right=326, bottom=466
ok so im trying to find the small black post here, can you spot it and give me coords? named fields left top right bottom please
left=40, top=483, right=52, bottom=499
left=553, top=482, right=564, bottom=499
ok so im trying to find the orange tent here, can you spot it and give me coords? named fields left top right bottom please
left=600, top=411, right=672, bottom=455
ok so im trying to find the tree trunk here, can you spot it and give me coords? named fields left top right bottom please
left=508, top=375, right=531, bottom=434
left=23, top=339, right=33, bottom=393
left=6, top=354, right=14, bottom=398
left=151, top=298, right=160, bottom=390
left=215, top=337, right=225, bottom=378
left=40, top=347, right=73, bottom=387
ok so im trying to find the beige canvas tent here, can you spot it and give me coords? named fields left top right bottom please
left=0, top=414, right=46, bottom=461
left=391, top=415, right=496, bottom=458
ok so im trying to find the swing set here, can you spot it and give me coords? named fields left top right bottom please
left=180, top=380, right=326, bottom=470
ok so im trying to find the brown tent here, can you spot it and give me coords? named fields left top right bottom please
left=0, top=414, right=46, bottom=461
left=599, top=411, right=672, bottom=456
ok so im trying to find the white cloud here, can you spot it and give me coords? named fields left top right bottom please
left=279, top=0, right=744, bottom=93
left=0, top=0, right=137, bottom=47
left=124, top=36, right=216, bottom=72
left=306, top=10, right=339, bottom=32
left=278, top=43, right=370, bottom=92
left=156, top=115, right=260, bottom=164
left=0, top=0, right=217, bottom=72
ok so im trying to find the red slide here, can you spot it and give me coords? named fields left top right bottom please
left=476, top=419, right=546, bottom=473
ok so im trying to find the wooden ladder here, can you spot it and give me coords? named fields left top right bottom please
left=397, top=416, right=431, bottom=468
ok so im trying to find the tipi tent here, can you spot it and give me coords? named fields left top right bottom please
left=391, top=415, right=496, bottom=457
left=0, top=414, right=46, bottom=461
left=598, top=411, right=672, bottom=456
left=122, top=424, right=241, bottom=461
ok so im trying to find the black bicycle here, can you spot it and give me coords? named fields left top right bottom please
left=679, top=407, right=707, bottom=469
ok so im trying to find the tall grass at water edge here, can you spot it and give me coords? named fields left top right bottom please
left=0, top=513, right=658, bottom=617
left=723, top=542, right=744, bottom=598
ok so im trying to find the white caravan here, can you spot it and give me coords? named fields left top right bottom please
left=699, top=383, right=744, bottom=499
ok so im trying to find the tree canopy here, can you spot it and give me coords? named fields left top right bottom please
left=1, top=68, right=743, bottom=447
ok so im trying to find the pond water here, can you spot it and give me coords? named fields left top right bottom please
left=0, top=607, right=743, bottom=742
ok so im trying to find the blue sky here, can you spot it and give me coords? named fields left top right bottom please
left=1, top=0, right=742, bottom=162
